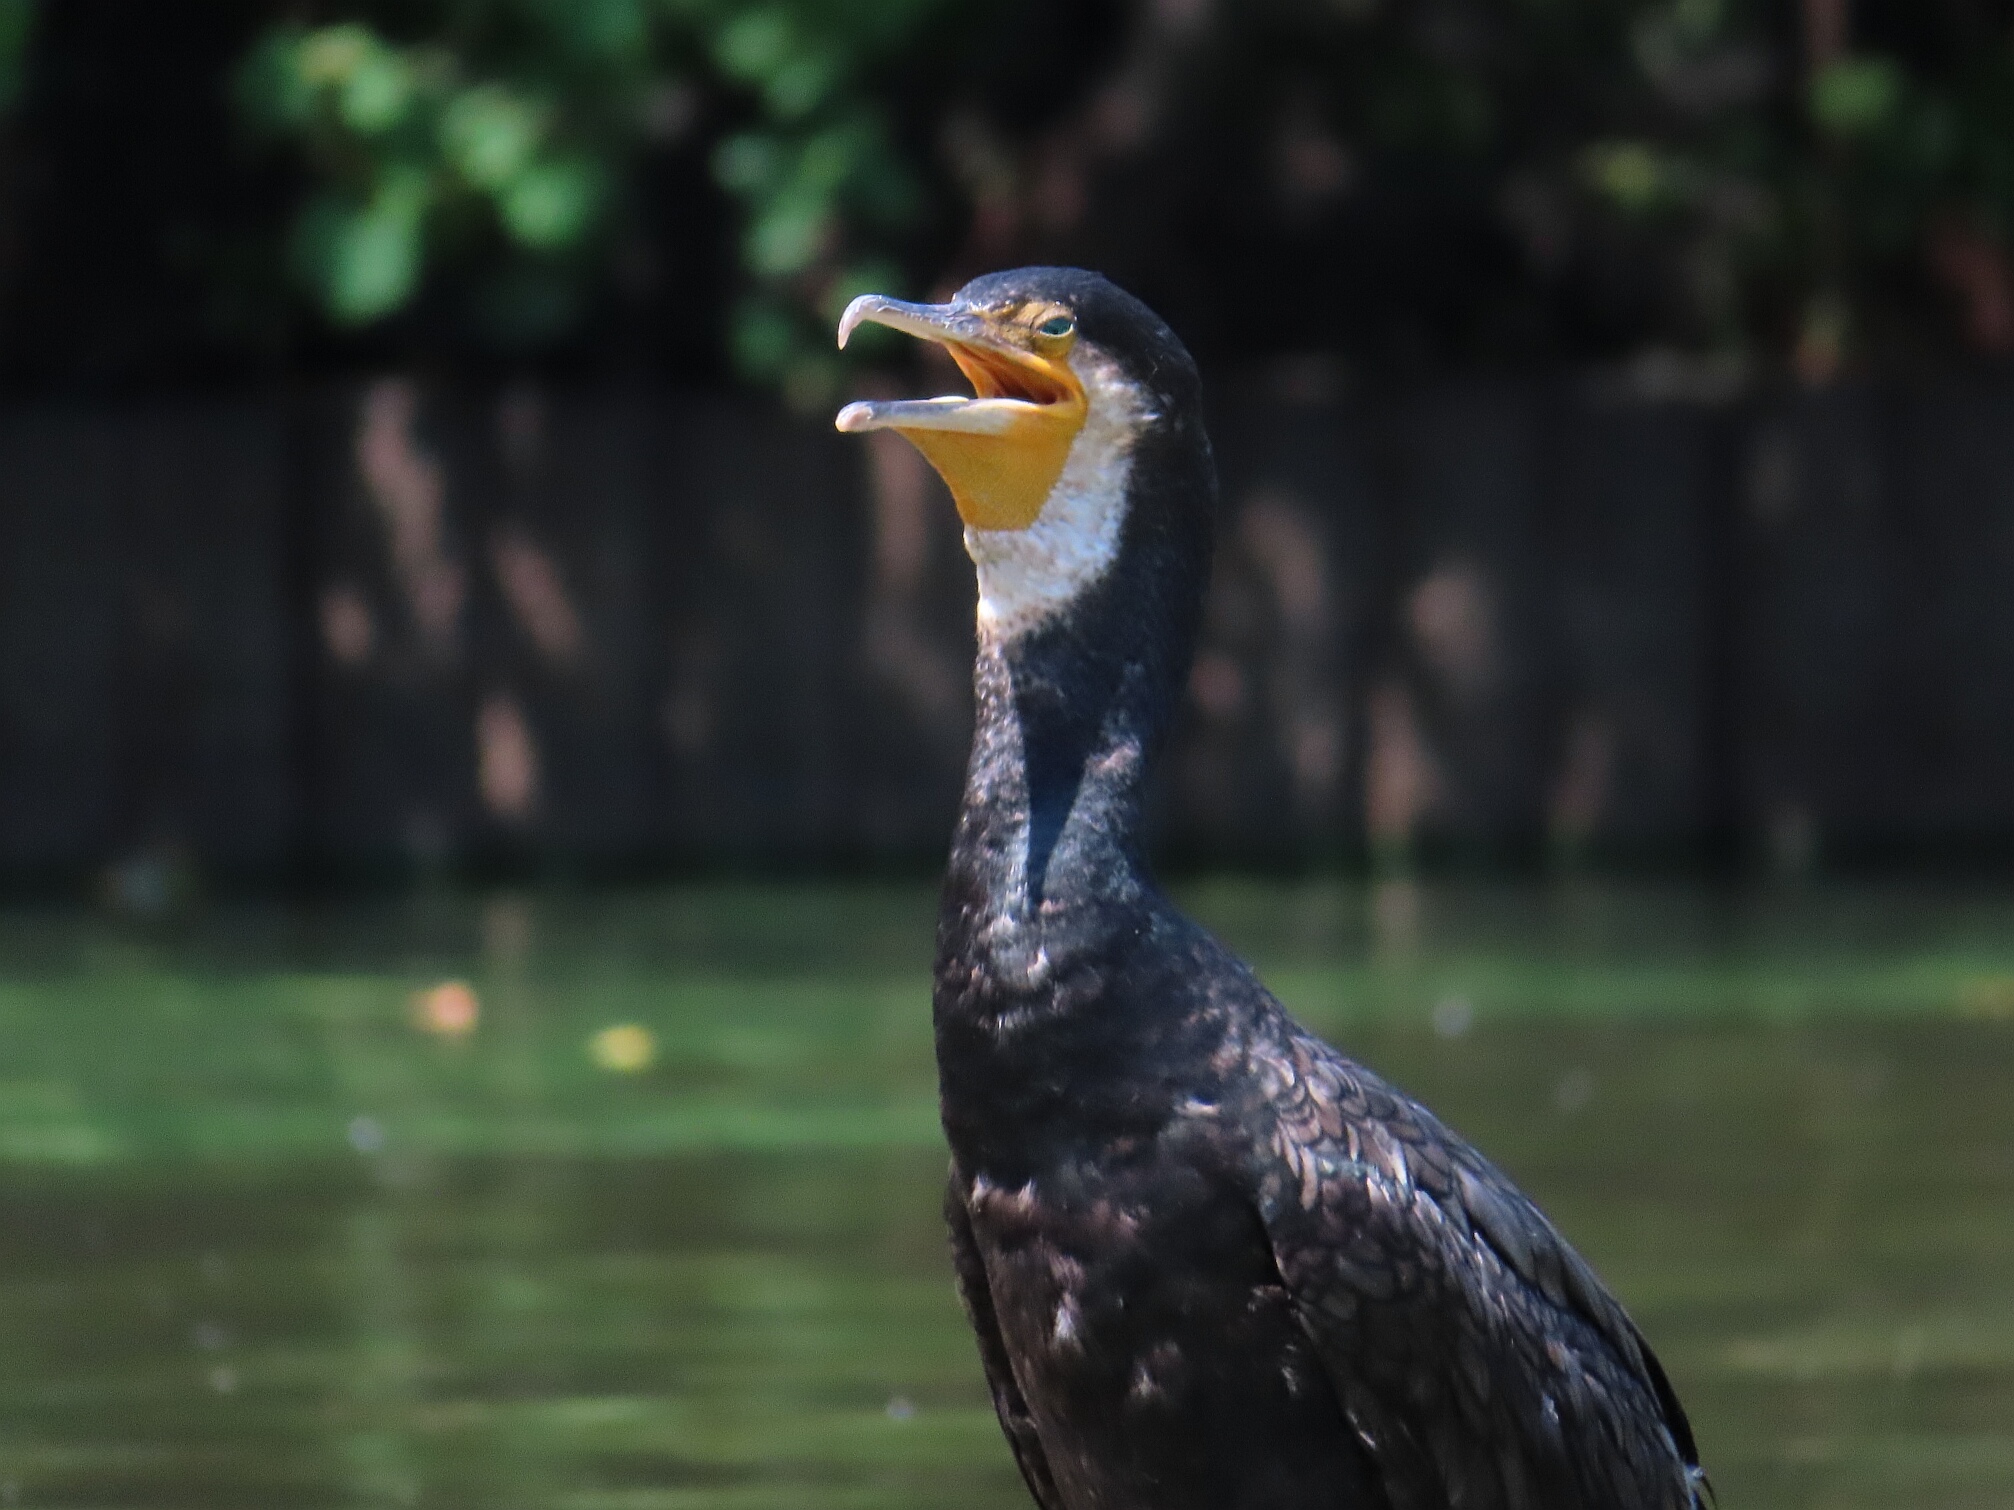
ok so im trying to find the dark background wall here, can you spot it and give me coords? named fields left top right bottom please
left=5, top=373, right=2010, bottom=890
left=0, top=5, right=2007, bottom=891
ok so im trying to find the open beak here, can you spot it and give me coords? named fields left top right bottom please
left=835, top=295, right=1088, bottom=531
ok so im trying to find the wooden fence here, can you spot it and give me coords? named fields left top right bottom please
left=2, top=372, right=2011, bottom=884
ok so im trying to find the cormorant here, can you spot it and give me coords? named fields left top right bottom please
left=835, top=267, right=1706, bottom=1510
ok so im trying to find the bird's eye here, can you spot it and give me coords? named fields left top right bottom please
left=1037, top=315, right=1075, bottom=339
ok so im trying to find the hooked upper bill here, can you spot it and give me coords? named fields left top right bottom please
left=833, top=293, right=1089, bottom=531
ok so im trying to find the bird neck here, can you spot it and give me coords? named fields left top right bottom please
left=939, top=580, right=1191, bottom=977
left=935, top=406, right=1215, bottom=1005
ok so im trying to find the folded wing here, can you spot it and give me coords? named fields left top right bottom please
left=1247, top=1030, right=1705, bottom=1510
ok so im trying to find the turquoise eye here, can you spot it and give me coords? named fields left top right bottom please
left=1038, top=315, right=1075, bottom=338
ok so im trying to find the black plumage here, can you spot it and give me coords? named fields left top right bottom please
left=860, top=267, right=1706, bottom=1510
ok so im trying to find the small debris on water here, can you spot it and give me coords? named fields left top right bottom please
left=411, top=980, right=480, bottom=1038
left=1554, top=1068, right=1594, bottom=1114
left=347, top=1115, right=386, bottom=1154
left=886, top=1395, right=916, bottom=1421
left=209, top=1365, right=238, bottom=1394
left=1431, top=996, right=1475, bottom=1038
left=191, top=1321, right=230, bottom=1352
left=100, top=846, right=200, bottom=920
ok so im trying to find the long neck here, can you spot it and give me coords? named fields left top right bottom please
left=938, top=542, right=1203, bottom=982
left=955, top=631, right=1155, bottom=919
left=931, top=408, right=1216, bottom=1173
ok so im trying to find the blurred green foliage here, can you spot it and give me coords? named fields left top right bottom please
left=238, top=0, right=946, bottom=394
left=1555, top=0, right=2014, bottom=371
left=0, top=0, right=32, bottom=113
left=233, top=0, right=2014, bottom=384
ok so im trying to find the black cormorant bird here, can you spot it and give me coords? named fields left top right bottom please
left=835, top=268, right=1705, bottom=1510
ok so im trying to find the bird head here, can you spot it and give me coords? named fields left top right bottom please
left=836, top=267, right=1207, bottom=639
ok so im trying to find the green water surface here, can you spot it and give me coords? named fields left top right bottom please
left=0, top=879, right=2011, bottom=1508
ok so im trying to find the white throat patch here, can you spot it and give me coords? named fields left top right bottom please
left=966, top=343, right=1154, bottom=641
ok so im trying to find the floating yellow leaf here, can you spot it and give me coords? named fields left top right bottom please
left=1957, top=977, right=2014, bottom=1020
left=588, top=1023, right=657, bottom=1073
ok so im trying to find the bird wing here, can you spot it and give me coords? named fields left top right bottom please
left=1246, top=1029, right=1703, bottom=1510
left=945, top=1171, right=1066, bottom=1510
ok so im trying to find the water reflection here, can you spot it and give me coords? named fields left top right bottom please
left=0, top=882, right=2008, bottom=1506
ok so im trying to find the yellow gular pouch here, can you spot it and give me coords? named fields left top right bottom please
left=897, top=394, right=1083, bottom=531
left=835, top=297, right=1091, bottom=533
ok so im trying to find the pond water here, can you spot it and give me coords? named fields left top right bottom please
left=0, top=879, right=2011, bottom=1508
